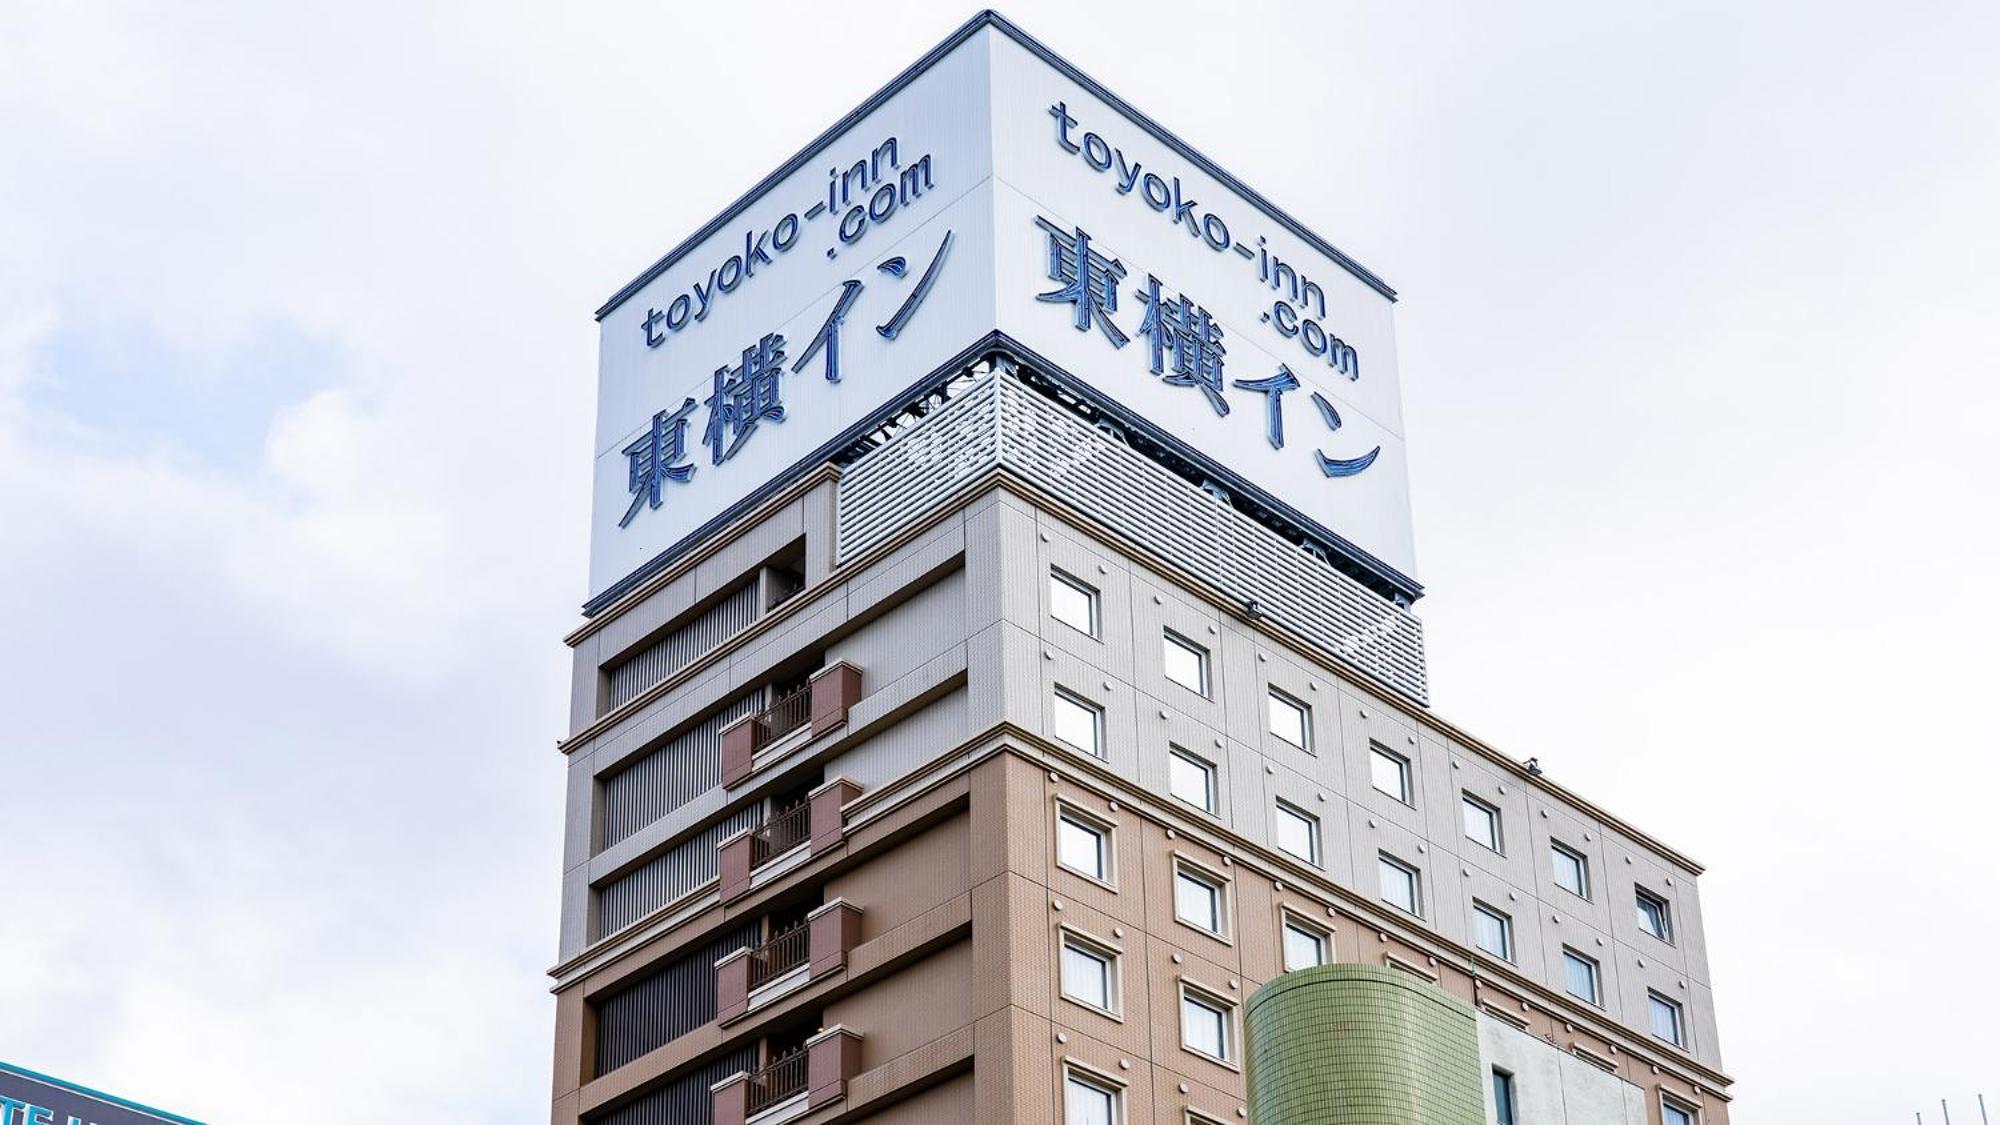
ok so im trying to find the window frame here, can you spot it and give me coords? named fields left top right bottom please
left=1636, top=886, right=1675, bottom=944
left=1661, top=1096, right=1699, bottom=1125
left=1172, top=859, right=1230, bottom=938
left=1266, top=688, right=1311, bottom=751
left=1177, top=982, right=1237, bottom=1064
left=1471, top=900, right=1515, bottom=963
left=1063, top=1065, right=1124, bottom=1125
left=1272, top=799, right=1321, bottom=867
left=1049, top=568, right=1101, bottom=638
left=1562, top=946, right=1602, bottom=1006
left=1167, top=746, right=1218, bottom=814
left=1055, top=805, right=1114, bottom=885
left=1059, top=930, right=1121, bottom=1016
left=1280, top=913, right=1331, bottom=971
left=1051, top=687, right=1105, bottom=759
left=1161, top=629, right=1211, bottom=698
left=1461, top=792, right=1503, bottom=853
left=1551, top=840, right=1592, bottom=900
left=1492, top=1068, right=1518, bottom=1125
left=1649, top=990, right=1686, bottom=1047
left=1370, top=743, right=1413, bottom=805
left=1377, top=852, right=1423, bottom=917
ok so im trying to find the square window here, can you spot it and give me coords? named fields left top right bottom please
left=1273, top=801, right=1320, bottom=866
left=1472, top=901, right=1514, bottom=962
left=1461, top=793, right=1502, bottom=852
left=1378, top=853, right=1422, bottom=916
left=1163, top=631, right=1210, bottom=697
left=1050, top=569, right=1099, bottom=637
left=1061, top=936, right=1117, bottom=1012
left=1267, top=689, right=1310, bottom=750
left=1064, top=1070, right=1120, bottom=1125
left=1174, top=865, right=1226, bottom=935
left=1637, top=887, right=1674, bottom=943
left=1562, top=947, right=1601, bottom=1005
left=1551, top=842, right=1591, bottom=899
left=1492, top=1069, right=1517, bottom=1125
left=1649, top=991, right=1685, bottom=1046
left=1168, top=748, right=1217, bottom=813
left=1057, top=811, right=1110, bottom=882
left=1052, top=688, right=1104, bottom=759
left=1180, top=990, right=1232, bottom=1061
left=1663, top=1100, right=1697, bottom=1125
left=1282, top=917, right=1329, bottom=970
left=1370, top=744, right=1412, bottom=804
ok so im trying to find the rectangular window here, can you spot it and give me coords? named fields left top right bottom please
left=1551, top=841, right=1590, bottom=899
left=1649, top=991, right=1685, bottom=1046
left=1461, top=793, right=1502, bottom=852
left=1267, top=689, right=1310, bottom=750
left=1273, top=801, right=1320, bottom=866
left=1061, top=935, right=1117, bottom=1013
left=1370, top=744, right=1412, bottom=804
left=1471, top=901, right=1514, bottom=962
left=1052, top=688, right=1104, bottom=759
left=1180, top=989, right=1233, bottom=1062
left=1050, top=569, right=1099, bottom=637
left=1636, top=887, right=1674, bottom=943
left=1057, top=811, right=1110, bottom=882
left=1562, top=947, right=1601, bottom=1005
left=1662, top=1099, right=1697, bottom=1125
left=1162, top=631, right=1210, bottom=697
left=1378, top=853, right=1422, bottom=916
left=1065, top=1070, right=1120, bottom=1125
left=1492, top=1069, right=1517, bottom=1125
left=1174, top=864, right=1226, bottom=935
left=1168, top=748, right=1217, bottom=813
left=1282, top=917, right=1329, bottom=970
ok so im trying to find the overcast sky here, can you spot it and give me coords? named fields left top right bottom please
left=3, top=2, right=1996, bottom=1121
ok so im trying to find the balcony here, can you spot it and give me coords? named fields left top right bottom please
left=721, top=663, right=863, bottom=787
left=718, top=780, right=864, bottom=903
left=717, top=900, right=864, bottom=1023
left=712, top=1027, right=865, bottom=1125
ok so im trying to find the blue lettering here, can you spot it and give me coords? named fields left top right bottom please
left=773, top=212, right=799, bottom=251
left=1114, top=149, right=1142, bottom=194
left=1141, top=172, right=1170, bottom=210
left=1271, top=299, right=1299, bottom=337
left=1049, top=101, right=1080, bottom=153
left=839, top=205, right=868, bottom=244
left=1082, top=131, right=1113, bottom=172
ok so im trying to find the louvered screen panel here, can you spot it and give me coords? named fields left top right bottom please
left=599, top=691, right=764, bottom=852
left=594, top=804, right=762, bottom=940
left=594, top=920, right=761, bottom=1076
left=606, top=582, right=761, bottom=709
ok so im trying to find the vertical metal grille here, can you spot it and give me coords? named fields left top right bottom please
left=834, top=370, right=1429, bottom=704
left=593, top=920, right=760, bottom=1076
left=589, top=1044, right=757, bottom=1125
left=606, top=582, right=761, bottom=709
left=598, top=691, right=764, bottom=852
left=594, top=804, right=762, bottom=940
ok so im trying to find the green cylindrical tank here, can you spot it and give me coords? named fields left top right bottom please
left=1244, top=964, right=1485, bottom=1125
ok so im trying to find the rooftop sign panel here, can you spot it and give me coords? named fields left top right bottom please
left=0, top=1061, right=204, bottom=1125
left=588, top=11, right=1414, bottom=610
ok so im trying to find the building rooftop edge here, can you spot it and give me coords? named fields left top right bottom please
left=592, top=8, right=1397, bottom=324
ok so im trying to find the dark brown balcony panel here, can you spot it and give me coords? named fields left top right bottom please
left=805, top=1026, right=864, bottom=1109
left=808, top=662, right=862, bottom=737
left=808, top=778, right=863, bottom=854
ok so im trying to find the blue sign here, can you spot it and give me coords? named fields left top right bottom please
left=0, top=1062, right=202, bottom=1125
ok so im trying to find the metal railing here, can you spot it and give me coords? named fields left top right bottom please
left=755, top=683, right=812, bottom=745
left=745, top=1047, right=809, bottom=1114
left=748, top=802, right=812, bottom=867
left=746, top=922, right=811, bottom=989
left=834, top=368, right=1430, bottom=704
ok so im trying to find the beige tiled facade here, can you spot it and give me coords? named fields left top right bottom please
left=549, top=471, right=1731, bottom=1125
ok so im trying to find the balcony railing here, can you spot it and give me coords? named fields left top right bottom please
left=755, top=684, right=812, bottom=744
left=748, top=803, right=811, bottom=868
left=745, top=1047, right=809, bottom=1115
left=747, top=922, right=811, bottom=990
